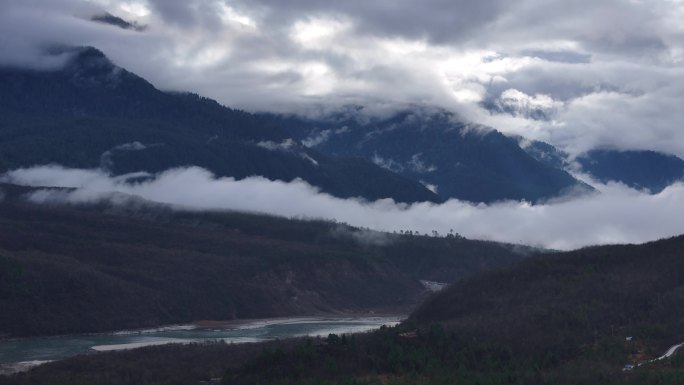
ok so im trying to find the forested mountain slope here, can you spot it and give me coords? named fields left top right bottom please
left=270, top=108, right=590, bottom=203
left=0, top=184, right=525, bottom=337
left=0, top=47, right=438, bottom=203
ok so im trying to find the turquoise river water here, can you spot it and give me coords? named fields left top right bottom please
left=0, top=316, right=402, bottom=374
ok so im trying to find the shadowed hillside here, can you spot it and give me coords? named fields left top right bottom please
left=0, top=184, right=525, bottom=337
left=4, top=232, right=683, bottom=385
left=412, top=236, right=684, bottom=355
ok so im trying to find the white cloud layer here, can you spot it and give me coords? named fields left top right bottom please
left=2, top=0, right=684, bottom=157
left=3, top=165, right=684, bottom=251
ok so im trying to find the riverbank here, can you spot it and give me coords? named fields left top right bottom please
left=0, top=315, right=403, bottom=375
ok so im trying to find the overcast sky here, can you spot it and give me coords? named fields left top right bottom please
left=2, top=0, right=684, bottom=157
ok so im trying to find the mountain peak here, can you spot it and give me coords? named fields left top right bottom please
left=91, top=13, right=146, bottom=31
left=64, top=46, right=118, bottom=77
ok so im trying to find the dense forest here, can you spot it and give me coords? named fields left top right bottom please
left=222, top=234, right=684, bottom=384
left=4, top=328, right=683, bottom=385
left=412, top=235, right=684, bottom=354
left=2, top=234, right=682, bottom=384
left=0, top=184, right=526, bottom=337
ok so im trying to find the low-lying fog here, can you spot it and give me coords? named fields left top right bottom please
left=3, top=165, right=683, bottom=250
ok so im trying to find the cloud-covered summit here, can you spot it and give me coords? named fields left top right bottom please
left=1, top=0, right=684, bottom=157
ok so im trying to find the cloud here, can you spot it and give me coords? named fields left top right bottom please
left=3, top=165, right=684, bottom=250
left=234, top=0, right=508, bottom=45
left=408, top=153, right=436, bottom=173
left=302, top=126, right=349, bottom=147
left=100, top=141, right=150, bottom=169
left=419, top=181, right=438, bottom=194
left=255, top=139, right=319, bottom=165
left=487, top=88, right=562, bottom=120
left=2, top=0, right=684, bottom=157
left=329, top=225, right=396, bottom=247
left=256, top=138, right=297, bottom=151
left=371, top=154, right=404, bottom=173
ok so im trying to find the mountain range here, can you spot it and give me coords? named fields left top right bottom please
left=269, top=108, right=592, bottom=203
left=0, top=47, right=437, bottom=204
left=518, top=137, right=684, bottom=193
left=1, top=44, right=683, bottom=385
left=2, top=46, right=682, bottom=205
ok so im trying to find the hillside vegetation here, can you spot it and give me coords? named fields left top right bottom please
left=4, top=233, right=682, bottom=384
left=411, top=235, right=684, bottom=355
left=0, top=184, right=524, bottom=337
left=222, top=235, right=684, bottom=384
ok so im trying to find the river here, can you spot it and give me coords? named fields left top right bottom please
left=0, top=316, right=402, bottom=374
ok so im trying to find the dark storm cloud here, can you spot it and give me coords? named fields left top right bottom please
left=519, top=50, right=591, bottom=64
left=146, top=0, right=195, bottom=26
left=230, top=0, right=508, bottom=43
left=146, top=0, right=224, bottom=30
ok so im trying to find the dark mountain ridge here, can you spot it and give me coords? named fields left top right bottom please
left=517, top=137, right=684, bottom=193
left=0, top=47, right=438, bottom=204
left=90, top=13, right=146, bottom=31
left=268, top=107, right=591, bottom=203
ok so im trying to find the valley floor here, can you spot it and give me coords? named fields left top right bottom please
left=0, top=315, right=402, bottom=375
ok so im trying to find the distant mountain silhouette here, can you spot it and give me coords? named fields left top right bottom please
left=577, top=149, right=684, bottom=192
left=90, top=13, right=146, bottom=31
left=516, top=137, right=684, bottom=193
